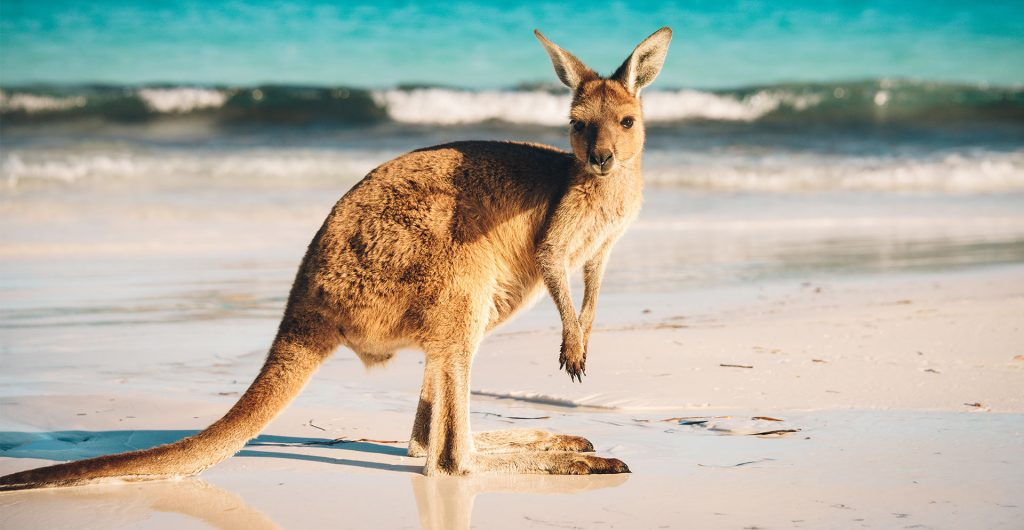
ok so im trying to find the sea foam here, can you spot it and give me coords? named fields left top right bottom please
left=0, top=149, right=388, bottom=188
left=137, top=88, right=230, bottom=113
left=644, top=150, right=1024, bottom=193
left=0, top=91, right=87, bottom=113
left=371, top=88, right=825, bottom=124
left=372, top=88, right=570, bottom=125
left=4, top=147, right=1021, bottom=193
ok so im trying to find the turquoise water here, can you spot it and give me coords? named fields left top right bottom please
left=2, top=1, right=1022, bottom=88
left=1, top=1, right=1022, bottom=241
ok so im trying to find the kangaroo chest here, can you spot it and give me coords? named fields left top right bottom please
left=566, top=185, right=641, bottom=267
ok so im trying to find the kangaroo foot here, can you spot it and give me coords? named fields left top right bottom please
left=472, top=451, right=629, bottom=475
left=473, top=429, right=594, bottom=454
left=409, top=439, right=427, bottom=458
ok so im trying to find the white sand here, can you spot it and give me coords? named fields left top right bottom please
left=2, top=263, right=1022, bottom=529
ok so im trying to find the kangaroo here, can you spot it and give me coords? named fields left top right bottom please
left=0, top=27, right=672, bottom=491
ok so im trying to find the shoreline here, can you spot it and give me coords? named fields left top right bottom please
left=2, top=265, right=1022, bottom=528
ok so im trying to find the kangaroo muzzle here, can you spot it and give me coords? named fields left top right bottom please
left=588, top=149, right=615, bottom=174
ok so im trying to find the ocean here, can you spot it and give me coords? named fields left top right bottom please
left=1, top=1, right=1023, bottom=317
left=2, top=78, right=1023, bottom=294
left=3, top=80, right=1023, bottom=190
left=3, top=1, right=1022, bottom=87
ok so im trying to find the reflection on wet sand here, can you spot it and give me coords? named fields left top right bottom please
left=149, top=479, right=281, bottom=530
left=412, top=473, right=629, bottom=530
left=0, top=478, right=281, bottom=530
left=1, top=451, right=628, bottom=530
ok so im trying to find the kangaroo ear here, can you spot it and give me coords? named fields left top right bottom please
left=612, top=27, right=672, bottom=95
left=534, top=30, right=598, bottom=91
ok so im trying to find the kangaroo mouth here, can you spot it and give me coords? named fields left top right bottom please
left=586, top=162, right=617, bottom=176
left=585, top=160, right=615, bottom=176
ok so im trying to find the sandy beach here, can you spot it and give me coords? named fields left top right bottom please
left=1, top=171, right=1022, bottom=528
left=3, top=1, right=1024, bottom=527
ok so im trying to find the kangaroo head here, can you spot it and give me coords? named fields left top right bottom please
left=535, top=28, right=672, bottom=177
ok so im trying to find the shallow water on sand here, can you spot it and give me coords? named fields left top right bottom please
left=2, top=402, right=1021, bottom=529
left=2, top=150, right=1024, bottom=377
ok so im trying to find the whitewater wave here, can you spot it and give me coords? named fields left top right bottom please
left=0, top=92, right=87, bottom=113
left=372, top=87, right=827, bottom=124
left=372, top=88, right=570, bottom=125
left=0, top=148, right=388, bottom=188
left=4, top=146, right=1021, bottom=193
left=2, top=79, right=1021, bottom=126
left=371, top=87, right=826, bottom=124
left=644, top=150, right=1024, bottom=193
left=136, top=87, right=230, bottom=113
left=644, top=89, right=823, bottom=122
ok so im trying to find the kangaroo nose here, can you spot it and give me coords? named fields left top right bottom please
left=588, top=151, right=614, bottom=172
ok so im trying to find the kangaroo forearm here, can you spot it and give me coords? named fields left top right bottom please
left=579, top=244, right=612, bottom=332
left=537, top=227, right=581, bottom=329
left=541, top=263, right=580, bottom=332
left=579, top=280, right=602, bottom=332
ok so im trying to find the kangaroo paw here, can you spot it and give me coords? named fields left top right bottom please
left=408, top=439, right=427, bottom=458
left=560, top=454, right=630, bottom=475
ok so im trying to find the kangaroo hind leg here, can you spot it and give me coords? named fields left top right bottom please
left=408, top=365, right=433, bottom=458
left=420, top=335, right=477, bottom=476
left=408, top=343, right=592, bottom=457
left=415, top=339, right=628, bottom=475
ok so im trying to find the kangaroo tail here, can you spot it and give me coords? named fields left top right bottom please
left=0, top=328, right=335, bottom=492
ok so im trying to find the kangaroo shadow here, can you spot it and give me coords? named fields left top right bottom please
left=0, top=429, right=414, bottom=473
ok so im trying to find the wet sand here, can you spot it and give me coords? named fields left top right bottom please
left=2, top=262, right=1022, bottom=528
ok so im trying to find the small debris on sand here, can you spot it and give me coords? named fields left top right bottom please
left=750, top=429, right=800, bottom=436
left=698, top=458, right=775, bottom=468
left=304, top=437, right=406, bottom=446
left=473, top=411, right=551, bottom=420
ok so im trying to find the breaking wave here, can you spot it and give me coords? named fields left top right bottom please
left=644, top=150, right=1024, bottom=193
left=0, top=148, right=387, bottom=188
left=4, top=146, right=1022, bottom=193
left=2, top=79, right=1021, bottom=126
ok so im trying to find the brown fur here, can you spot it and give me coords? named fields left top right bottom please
left=0, top=27, right=672, bottom=491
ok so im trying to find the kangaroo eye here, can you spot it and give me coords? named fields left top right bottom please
left=620, top=117, right=635, bottom=129
left=571, top=120, right=585, bottom=132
